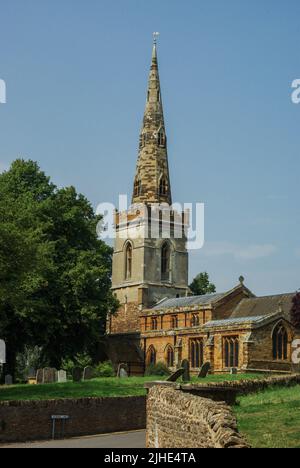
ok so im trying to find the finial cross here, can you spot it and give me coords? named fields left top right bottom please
left=153, top=32, right=160, bottom=45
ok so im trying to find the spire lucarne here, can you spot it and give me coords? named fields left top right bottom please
left=132, top=39, right=172, bottom=205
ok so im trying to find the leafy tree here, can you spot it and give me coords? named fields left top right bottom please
left=189, top=272, right=216, bottom=296
left=291, top=292, right=300, bottom=329
left=0, top=160, right=118, bottom=377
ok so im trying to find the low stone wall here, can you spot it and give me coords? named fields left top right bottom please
left=180, top=374, right=300, bottom=396
left=146, top=386, right=249, bottom=449
left=0, top=396, right=146, bottom=443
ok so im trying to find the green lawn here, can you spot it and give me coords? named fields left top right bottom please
left=0, top=373, right=264, bottom=402
left=235, top=385, right=300, bottom=448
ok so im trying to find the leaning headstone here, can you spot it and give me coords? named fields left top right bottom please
left=5, top=375, right=12, bottom=385
left=198, top=362, right=211, bottom=379
left=36, top=369, right=44, bottom=384
left=57, top=370, right=67, bottom=383
left=181, top=359, right=190, bottom=382
left=73, top=367, right=82, bottom=382
left=117, top=363, right=128, bottom=378
left=166, top=368, right=184, bottom=382
left=230, top=368, right=238, bottom=375
left=83, top=366, right=94, bottom=381
left=43, top=368, right=57, bottom=384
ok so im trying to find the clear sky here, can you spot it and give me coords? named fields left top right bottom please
left=0, top=0, right=299, bottom=296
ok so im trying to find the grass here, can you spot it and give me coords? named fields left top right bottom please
left=234, top=385, right=300, bottom=448
left=0, top=373, right=264, bottom=402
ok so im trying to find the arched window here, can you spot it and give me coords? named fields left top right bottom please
left=224, top=337, right=239, bottom=368
left=125, top=243, right=133, bottom=280
left=272, top=323, right=288, bottom=361
left=171, top=315, right=178, bottom=329
left=166, top=345, right=174, bottom=367
left=147, top=346, right=156, bottom=366
left=161, top=242, right=170, bottom=281
left=151, top=317, right=158, bottom=331
left=190, top=339, right=204, bottom=368
left=191, top=314, right=200, bottom=327
left=134, top=178, right=142, bottom=197
left=159, top=177, right=167, bottom=196
left=158, top=129, right=165, bottom=147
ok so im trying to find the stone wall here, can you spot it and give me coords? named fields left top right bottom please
left=146, top=386, right=248, bottom=448
left=0, top=396, right=146, bottom=443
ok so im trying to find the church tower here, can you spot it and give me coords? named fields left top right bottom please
left=109, top=38, right=189, bottom=335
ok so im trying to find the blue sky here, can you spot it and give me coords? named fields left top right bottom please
left=0, top=0, right=299, bottom=295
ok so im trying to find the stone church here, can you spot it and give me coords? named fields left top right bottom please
left=106, top=40, right=299, bottom=375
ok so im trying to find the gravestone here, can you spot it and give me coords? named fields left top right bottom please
left=57, top=370, right=67, bottom=383
left=166, top=368, right=184, bottom=382
left=117, top=363, right=128, bottom=378
left=43, top=368, right=57, bottom=384
left=198, top=362, right=211, bottom=379
left=119, top=367, right=128, bottom=378
left=36, top=369, right=44, bottom=384
left=230, top=368, right=238, bottom=375
left=181, top=359, right=190, bottom=382
left=83, top=366, right=94, bottom=381
left=5, top=374, right=12, bottom=385
left=72, top=367, right=82, bottom=382
left=0, top=339, right=6, bottom=364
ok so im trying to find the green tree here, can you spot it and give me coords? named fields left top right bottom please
left=0, top=159, right=118, bottom=377
left=189, top=272, right=216, bottom=296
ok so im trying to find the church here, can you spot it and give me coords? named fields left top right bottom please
left=105, top=39, right=299, bottom=375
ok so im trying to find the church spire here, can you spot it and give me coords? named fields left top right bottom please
left=132, top=35, right=172, bottom=205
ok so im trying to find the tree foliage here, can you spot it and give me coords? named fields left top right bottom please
left=291, top=292, right=300, bottom=329
left=189, top=272, right=216, bottom=296
left=0, top=160, right=118, bottom=376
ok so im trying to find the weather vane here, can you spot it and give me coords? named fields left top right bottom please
left=153, top=32, right=160, bottom=45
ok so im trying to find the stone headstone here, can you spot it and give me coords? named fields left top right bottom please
left=0, top=339, right=6, bottom=364
left=43, top=368, right=57, bottom=384
left=166, top=368, right=184, bottom=382
left=117, top=363, right=128, bottom=378
left=181, top=359, right=190, bottom=382
left=230, top=368, right=238, bottom=375
left=198, top=362, right=211, bottom=379
left=5, top=374, right=12, bottom=385
left=73, top=367, right=82, bottom=382
left=57, top=370, right=67, bottom=383
left=36, top=369, right=43, bottom=384
left=83, top=366, right=94, bottom=381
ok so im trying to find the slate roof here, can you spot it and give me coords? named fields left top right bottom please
left=203, top=315, right=270, bottom=328
left=230, top=293, right=295, bottom=319
left=152, top=292, right=227, bottom=310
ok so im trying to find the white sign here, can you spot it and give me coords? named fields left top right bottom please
left=0, top=79, right=6, bottom=104
left=0, top=340, right=6, bottom=364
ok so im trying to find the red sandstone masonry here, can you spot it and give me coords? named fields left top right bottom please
left=0, top=396, right=146, bottom=443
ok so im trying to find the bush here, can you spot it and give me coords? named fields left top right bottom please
left=94, top=361, right=115, bottom=378
left=145, top=362, right=171, bottom=377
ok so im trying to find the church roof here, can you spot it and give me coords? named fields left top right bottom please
left=204, top=315, right=270, bottom=328
left=230, top=293, right=295, bottom=319
left=152, top=292, right=227, bottom=310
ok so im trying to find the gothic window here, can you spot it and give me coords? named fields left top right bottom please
left=171, top=315, right=178, bottom=329
left=147, top=346, right=156, bottom=366
left=272, top=323, right=288, bottom=360
left=161, top=242, right=170, bottom=281
left=157, top=90, right=160, bottom=102
left=191, top=314, right=200, bottom=327
left=151, top=317, right=158, bottom=331
left=134, top=178, right=142, bottom=197
left=190, top=339, right=204, bottom=368
left=158, top=130, right=166, bottom=147
left=224, top=336, right=239, bottom=368
left=166, top=345, right=174, bottom=367
left=125, top=243, right=133, bottom=280
left=159, top=176, right=167, bottom=196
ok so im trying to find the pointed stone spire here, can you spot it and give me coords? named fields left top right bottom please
left=132, top=36, right=172, bottom=205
